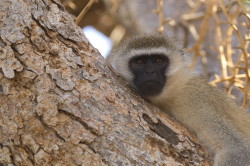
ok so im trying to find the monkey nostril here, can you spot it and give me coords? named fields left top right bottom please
left=146, top=69, right=155, bottom=74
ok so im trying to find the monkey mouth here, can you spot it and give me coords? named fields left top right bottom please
left=137, top=81, right=164, bottom=97
left=139, top=80, right=161, bottom=87
left=140, top=81, right=160, bottom=87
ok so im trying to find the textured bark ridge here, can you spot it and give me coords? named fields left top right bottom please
left=0, top=0, right=211, bottom=165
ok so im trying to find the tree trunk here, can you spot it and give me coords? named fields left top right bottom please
left=0, top=0, right=211, bottom=165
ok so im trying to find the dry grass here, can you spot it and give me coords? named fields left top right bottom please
left=75, top=0, right=97, bottom=25
left=155, top=0, right=250, bottom=109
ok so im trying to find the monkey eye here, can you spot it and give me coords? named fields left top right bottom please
left=135, top=59, right=145, bottom=64
left=155, top=58, right=163, bottom=63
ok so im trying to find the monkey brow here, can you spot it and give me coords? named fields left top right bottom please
left=126, top=36, right=177, bottom=50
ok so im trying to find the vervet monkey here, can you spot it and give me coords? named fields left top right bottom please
left=108, top=34, right=250, bottom=166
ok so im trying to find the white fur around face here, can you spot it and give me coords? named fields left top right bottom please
left=108, top=35, right=192, bottom=92
left=114, top=46, right=185, bottom=78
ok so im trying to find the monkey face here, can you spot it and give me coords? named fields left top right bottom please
left=129, top=54, right=169, bottom=97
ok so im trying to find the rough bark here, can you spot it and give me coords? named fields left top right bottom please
left=0, top=0, right=211, bottom=165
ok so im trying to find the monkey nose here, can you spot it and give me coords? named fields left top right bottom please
left=146, top=68, right=155, bottom=74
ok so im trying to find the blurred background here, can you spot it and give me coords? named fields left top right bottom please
left=60, top=0, right=250, bottom=111
left=61, top=0, right=118, bottom=58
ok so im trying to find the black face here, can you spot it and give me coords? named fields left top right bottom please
left=129, top=54, right=169, bottom=97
